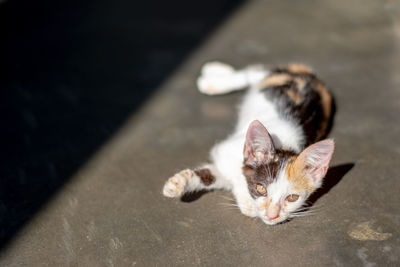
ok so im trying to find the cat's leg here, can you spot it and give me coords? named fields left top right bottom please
left=197, top=61, right=269, bottom=95
left=163, top=164, right=231, bottom=198
left=231, top=182, right=258, bottom=217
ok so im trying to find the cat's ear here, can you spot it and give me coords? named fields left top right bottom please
left=296, top=139, right=334, bottom=187
left=243, top=120, right=275, bottom=167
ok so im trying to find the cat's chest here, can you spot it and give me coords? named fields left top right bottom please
left=210, top=135, right=245, bottom=182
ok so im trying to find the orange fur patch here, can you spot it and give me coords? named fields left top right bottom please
left=286, top=77, right=307, bottom=105
left=258, top=73, right=292, bottom=89
left=286, top=155, right=314, bottom=191
left=293, top=77, right=307, bottom=90
left=312, top=80, right=332, bottom=119
left=311, top=79, right=332, bottom=140
left=286, top=63, right=312, bottom=74
left=287, top=89, right=302, bottom=104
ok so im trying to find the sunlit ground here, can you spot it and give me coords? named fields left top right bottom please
left=1, top=0, right=400, bottom=265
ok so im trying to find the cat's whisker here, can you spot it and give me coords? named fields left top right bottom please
left=295, top=204, right=324, bottom=212
left=290, top=212, right=317, bottom=218
left=293, top=208, right=317, bottom=213
left=290, top=209, right=320, bottom=217
left=292, top=209, right=315, bottom=214
left=219, top=195, right=235, bottom=202
left=300, top=207, right=324, bottom=214
left=294, top=207, right=314, bottom=213
left=221, top=205, right=238, bottom=209
left=217, top=205, right=239, bottom=210
left=217, top=202, right=239, bottom=207
left=262, top=163, right=271, bottom=180
left=265, top=163, right=272, bottom=178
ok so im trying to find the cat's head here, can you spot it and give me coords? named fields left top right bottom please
left=242, top=120, right=334, bottom=225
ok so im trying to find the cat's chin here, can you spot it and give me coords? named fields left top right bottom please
left=260, top=216, right=288, bottom=225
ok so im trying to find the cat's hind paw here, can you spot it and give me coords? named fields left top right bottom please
left=163, top=169, right=193, bottom=198
left=197, top=61, right=239, bottom=95
left=201, top=61, right=235, bottom=76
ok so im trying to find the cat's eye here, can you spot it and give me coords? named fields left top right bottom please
left=286, top=194, right=299, bottom=202
left=256, top=184, right=267, bottom=195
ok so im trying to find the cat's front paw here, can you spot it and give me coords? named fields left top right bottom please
left=163, top=169, right=193, bottom=198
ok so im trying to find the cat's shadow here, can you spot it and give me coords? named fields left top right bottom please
left=181, top=189, right=210, bottom=203
left=306, top=162, right=354, bottom=206
left=181, top=163, right=355, bottom=204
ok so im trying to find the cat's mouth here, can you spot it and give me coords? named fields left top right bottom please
left=261, top=214, right=288, bottom=225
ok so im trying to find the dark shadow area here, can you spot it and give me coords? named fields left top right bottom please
left=307, top=163, right=355, bottom=206
left=0, top=0, right=243, bottom=249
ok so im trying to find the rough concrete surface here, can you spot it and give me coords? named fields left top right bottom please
left=1, top=0, right=400, bottom=266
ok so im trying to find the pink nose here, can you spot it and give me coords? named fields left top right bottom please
left=267, top=212, right=279, bottom=220
left=266, top=205, right=280, bottom=220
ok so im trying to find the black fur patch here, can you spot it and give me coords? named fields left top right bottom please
left=259, top=68, right=333, bottom=146
left=242, top=149, right=296, bottom=199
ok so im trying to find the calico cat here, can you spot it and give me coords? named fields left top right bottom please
left=162, top=61, right=334, bottom=225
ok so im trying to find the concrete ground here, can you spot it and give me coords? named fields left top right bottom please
left=1, top=0, right=400, bottom=266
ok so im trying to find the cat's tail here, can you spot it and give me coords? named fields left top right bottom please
left=196, top=61, right=269, bottom=95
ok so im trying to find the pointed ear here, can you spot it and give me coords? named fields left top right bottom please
left=243, top=120, right=275, bottom=167
left=296, top=139, right=334, bottom=187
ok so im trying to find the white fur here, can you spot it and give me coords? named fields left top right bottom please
left=201, top=62, right=305, bottom=222
left=163, top=61, right=326, bottom=225
left=197, top=62, right=268, bottom=95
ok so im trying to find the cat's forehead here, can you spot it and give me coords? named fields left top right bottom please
left=243, top=149, right=298, bottom=198
left=265, top=149, right=297, bottom=179
left=267, top=168, right=291, bottom=202
left=266, top=157, right=316, bottom=196
left=244, top=149, right=295, bottom=183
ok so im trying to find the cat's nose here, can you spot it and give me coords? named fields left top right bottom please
left=266, top=204, right=280, bottom=220
left=267, top=212, right=279, bottom=220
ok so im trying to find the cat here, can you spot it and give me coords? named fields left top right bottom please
left=162, top=61, right=335, bottom=225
